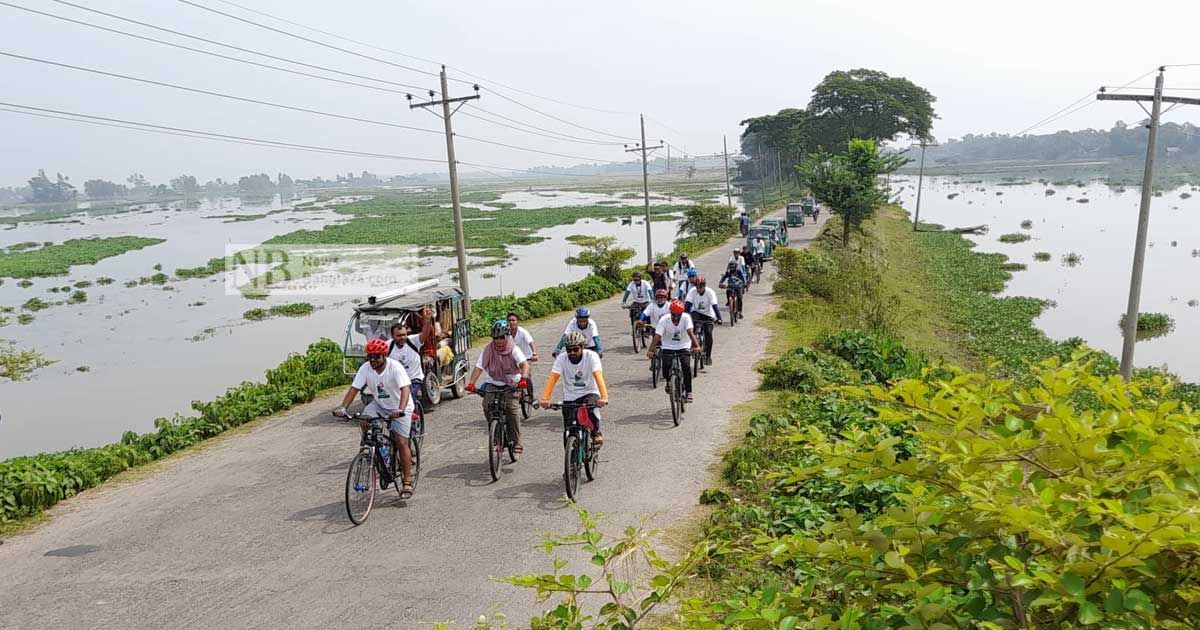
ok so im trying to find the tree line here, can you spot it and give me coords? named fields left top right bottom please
left=922, top=121, right=1200, bottom=164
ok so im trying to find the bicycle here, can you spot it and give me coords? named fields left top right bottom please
left=625, top=303, right=650, bottom=351
left=692, top=320, right=714, bottom=375
left=749, top=257, right=762, bottom=284
left=547, top=400, right=601, bottom=501
left=519, top=369, right=536, bottom=420
left=722, top=285, right=741, bottom=328
left=472, top=385, right=517, bottom=481
left=337, top=408, right=423, bottom=526
left=664, top=350, right=690, bottom=426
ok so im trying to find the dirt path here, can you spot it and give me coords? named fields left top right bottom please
left=0, top=216, right=825, bottom=629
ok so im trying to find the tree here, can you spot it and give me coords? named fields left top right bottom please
left=237, top=173, right=274, bottom=193
left=807, top=68, right=937, bottom=149
left=277, top=173, right=294, bottom=188
left=27, top=169, right=76, bottom=203
left=564, top=236, right=634, bottom=283
left=797, top=140, right=892, bottom=246
left=677, top=203, right=737, bottom=239
left=126, top=173, right=149, bottom=188
left=83, top=179, right=127, bottom=199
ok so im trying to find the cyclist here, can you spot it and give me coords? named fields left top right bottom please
left=739, top=212, right=750, bottom=236
left=465, top=321, right=531, bottom=457
left=681, top=267, right=700, bottom=299
left=685, top=275, right=722, bottom=362
left=622, top=271, right=653, bottom=333
left=719, top=261, right=748, bottom=322
left=752, top=234, right=767, bottom=264
left=673, top=253, right=695, bottom=298
left=645, top=300, right=701, bottom=403
left=507, top=312, right=538, bottom=410
left=538, top=331, right=609, bottom=448
left=553, top=306, right=602, bottom=358
left=334, top=338, right=417, bottom=499
left=648, top=261, right=672, bottom=294
left=638, top=288, right=672, bottom=332
left=729, top=248, right=747, bottom=277
left=387, top=323, right=429, bottom=409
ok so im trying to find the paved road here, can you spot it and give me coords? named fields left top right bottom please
left=0, top=216, right=825, bottom=629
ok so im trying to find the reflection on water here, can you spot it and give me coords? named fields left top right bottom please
left=0, top=189, right=736, bottom=457
left=893, top=175, right=1200, bottom=380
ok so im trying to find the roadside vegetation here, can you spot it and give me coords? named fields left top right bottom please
left=0, top=236, right=165, bottom=278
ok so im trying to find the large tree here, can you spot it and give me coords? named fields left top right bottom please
left=797, top=139, right=896, bottom=246
left=807, top=68, right=936, bottom=149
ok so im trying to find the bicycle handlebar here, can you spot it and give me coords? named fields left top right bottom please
left=546, top=401, right=599, bottom=410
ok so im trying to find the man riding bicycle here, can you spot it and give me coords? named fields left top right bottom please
left=719, top=261, right=748, bottom=322
left=645, top=300, right=701, bottom=402
left=538, top=331, right=609, bottom=448
left=465, top=321, right=531, bottom=457
left=673, top=253, right=695, bottom=299
left=387, top=323, right=429, bottom=410
left=648, top=260, right=672, bottom=295
left=638, top=289, right=672, bottom=332
left=334, top=338, right=417, bottom=499
left=553, top=306, right=602, bottom=358
left=685, top=275, right=722, bottom=361
left=622, top=271, right=653, bottom=332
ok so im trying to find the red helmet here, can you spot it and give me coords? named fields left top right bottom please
left=669, top=299, right=685, bottom=315
left=365, top=338, right=389, bottom=356
left=694, top=275, right=706, bottom=285
left=654, top=289, right=669, bottom=299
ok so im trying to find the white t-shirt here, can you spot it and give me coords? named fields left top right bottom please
left=388, top=333, right=424, bottom=382
left=562, top=319, right=599, bottom=348
left=509, top=326, right=535, bottom=358
left=655, top=313, right=694, bottom=351
left=551, top=350, right=603, bottom=400
left=729, top=254, right=746, bottom=268
left=641, top=301, right=671, bottom=326
left=752, top=238, right=766, bottom=254
left=685, top=287, right=720, bottom=319
left=352, top=358, right=415, bottom=415
left=625, top=280, right=653, bottom=303
left=474, top=345, right=529, bottom=386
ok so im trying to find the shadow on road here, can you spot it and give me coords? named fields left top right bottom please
left=491, top=480, right=571, bottom=511
left=612, top=412, right=678, bottom=431
left=424, top=462, right=505, bottom=488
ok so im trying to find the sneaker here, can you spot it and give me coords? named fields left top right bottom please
left=686, top=393, right=694, bottom=402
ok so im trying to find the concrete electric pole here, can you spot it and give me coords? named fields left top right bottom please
left=625, top=114, right=664, bottom=265
left=408, top=68, right=480, bottom=315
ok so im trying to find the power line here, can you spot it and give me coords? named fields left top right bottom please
left=175, top=0, right=441, bottom=80
left=457, top=161, right=644, bottom=179
left=481, top=87, right=639, bottom=142
left=0, top=101, right=446, bottom=164
left=0, top=50, right=445, bottom=136
left=45, top=0, right=429, bottom=93
left=459, top=108, right=627, bottom=145
left=0, top=1, right=410, bottom=96
left=1012, top=68, right=1158, bottom=136
left=455, top=133, right=627, bottom=164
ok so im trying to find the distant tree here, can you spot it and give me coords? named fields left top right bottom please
left=83, top=179, right=128, bottom=199
left=170, top=174, right=198, bottom=195
left=564, top=236, right=635, bottom=283
left=807, top=68, right=937, bottom=149
left=677, top=203, right=738, bottom=239
left=237, top=173, right=275, bottom=193
left=277, top=173, right=294, bottom=188
left=686, top=165, right=697, bottom=180
left=126, top=173, right=149, bottom=188
left=27, top=169, right=76, bottom=203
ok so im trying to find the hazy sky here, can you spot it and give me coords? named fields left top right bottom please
left=3, top=0, right=1200, bottom=187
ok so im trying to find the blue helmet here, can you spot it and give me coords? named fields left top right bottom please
left=490, top=319, right=509, bottom=338
left=575, top=306, right=590, bottom=318
left=686, top=268, right=699, bottom=278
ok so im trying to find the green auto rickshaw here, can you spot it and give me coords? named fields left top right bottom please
left=785, top=203, right=806, bottom=227
left=747, top=225, right=776, bottom=259
left=760, top=217, right=789, bottom=246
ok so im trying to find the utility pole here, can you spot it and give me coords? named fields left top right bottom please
left=408, top=68, right=480, bottom=315
left=723, top=135, right=733, bottom=209
left=625, top=114, right=664, bottom=264
left=666, top=144, right=670, bottom=175
left=1097, top=68, right=1199, bottom=380
left=775, top=149, right=783, bottom=198
left=911, top=140, right=937, bottom=232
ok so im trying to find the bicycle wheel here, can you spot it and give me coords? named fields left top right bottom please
left=669, top=363, right=681, bottom=426
left=650, top=354, right=659, bottom=389
left=519, top=387, right=532, bottom=420
left=488, top=418, right=503, bottom=482
left=344, top=451, right=376, bottom=525
left=584, top=437, right=598, bottom=481
left=410, top=422, right=422, bottom=490
left=693, top=343, right=703, bottom=375
left=564, top=434, right=581, bottom=501
left=630, top=320, right=639, bottom=352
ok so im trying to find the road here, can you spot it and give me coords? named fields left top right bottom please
left=0, top=216, right=825, bottom=629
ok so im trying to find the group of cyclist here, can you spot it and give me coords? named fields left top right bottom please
left=334, top=242, right=770, bottom=499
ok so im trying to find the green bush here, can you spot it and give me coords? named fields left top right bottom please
left=773, top=247, right=837, bottom=298
left=757, top=346, right=853, bottom=391
left=0, top=339, right=347, bottom=523
left=821, top=329, right=929, bottom=383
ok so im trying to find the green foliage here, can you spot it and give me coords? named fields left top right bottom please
left=999, top=232, right=1031, bottom=243
left=773, top=248, right=837, bottom=299
left=16, top=279, right=32, bottom=288
left=807, top=68, right=937, bottom=148
left=798, top=140, right=891, bottom=246
left=17, top=313, right=33, bottom=325
left=269, top=302, right=315, bottom=317
left=1120, top=311, right=1175, bottom=339
left=677, top=204, right=737, bottom=239
left=757, top=346, right=853, bottom=392
left=0, top=340, right=54, bottom=381
left=1001, top=262, right=1028, bottom=271
left=563, top=236, right=635, bottom=284
left=1033, top=252, right=1052, bottom=261
left=470, top=275, right=622, bottom=339
left=243, top=308, right=268, bottom=321
left=175, top=257, right=227, bottom=279
left=0, top=236, right=165, bottom=278
left=820, top=330, right=929, bottom=383
left=67, top=290, right=87, bottom=304
left=0, top=339, right=347, bottom=523
left=21, top=297, right=50, bottom=311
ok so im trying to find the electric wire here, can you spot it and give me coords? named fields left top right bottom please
left=0, top=101, right=447, bottom=164
left=176, top=0, right=441, bottom=80
left=459, top=109, right=627, bottom=146
left=481, top=87, right=639, bottom=142
left=0, top=1, right=411, bottom=96
left=1013, top=68, right=1158, bottom=136
left=45, top=0, right=429, bottom=92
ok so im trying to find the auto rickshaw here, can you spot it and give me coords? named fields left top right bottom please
left=785, top=203, right=806, bottom=227
left=801, top=197, right=820, bottom=219
left=343, top=280, right=471, bottom=407
left=760, top=217, right=789, bottom=246
left=747, top=225, right=775, bottom=259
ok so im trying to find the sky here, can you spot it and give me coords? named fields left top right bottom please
left=2, top=0, right=1200, bottom=188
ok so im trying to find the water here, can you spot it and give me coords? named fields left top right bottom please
left=892, top=175, right=1200, bottom=380
left=0, top=189, right=719, bottom=457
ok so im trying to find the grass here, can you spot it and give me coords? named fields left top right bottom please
left=0, top=236, right=165, bottom=278
left=998, top=232, right=1031, bottom=243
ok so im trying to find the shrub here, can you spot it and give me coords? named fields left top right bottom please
left=757, top=346, right=853, bottom=391
left=562, top=235, right=634, bottom=283
left=676, top=203, right=737, bottom=239
left=773, top=248, right=837, bottom=298
left=820, top=329, right=928, bottom=383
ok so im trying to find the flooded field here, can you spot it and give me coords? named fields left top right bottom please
left=893, top=175, right=1200, bottom=380
left=0, top=187, right=717, bottom=457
